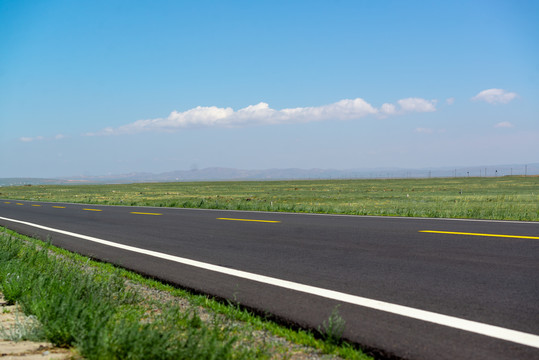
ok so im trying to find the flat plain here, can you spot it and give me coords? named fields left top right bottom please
left=1, top=176, right=537, bottom=221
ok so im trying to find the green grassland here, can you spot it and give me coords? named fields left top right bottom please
left=1, top=176, right=538, bottom=221
left=0, top=176, right=539, bottom=221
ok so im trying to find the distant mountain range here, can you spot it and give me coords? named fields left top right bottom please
left=1, top=163, right=538, bottom=186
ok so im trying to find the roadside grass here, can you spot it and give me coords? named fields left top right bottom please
left=1, top=176, right=537, bottom=221
left=0, top=228, right=372, bottom=360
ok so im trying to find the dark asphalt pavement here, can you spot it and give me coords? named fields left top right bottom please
left=0, top=200, right=538, bottom=359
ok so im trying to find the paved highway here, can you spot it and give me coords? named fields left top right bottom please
left=0, top=200, right=538, bottom=359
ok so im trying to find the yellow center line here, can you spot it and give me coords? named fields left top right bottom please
left=16, top=203, right=24, bottom=205
left=4, top=202, right=11, bottom=204
left=217, top=217, right=281, bottom=223
left=130, top=212, right=162, bottom=216
left=31, top=205, right=41, bottom=207
left=52, top=206, right=66, bottom=209
left=419, top=230, right=539, bottom=240
left=83, top=208, right=102, bottom=212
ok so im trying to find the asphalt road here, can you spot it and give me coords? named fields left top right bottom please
left=0, top=199, right=538, bottom=360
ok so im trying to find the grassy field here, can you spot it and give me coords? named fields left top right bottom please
left=1, top=176, right=538, bottom=221
left=0, top=228, right=371, bottom=359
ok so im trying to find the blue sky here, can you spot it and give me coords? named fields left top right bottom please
left=1, top=0, right=537, bottom=178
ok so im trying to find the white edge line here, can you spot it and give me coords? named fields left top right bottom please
left=1, top=215, right=538, bottom=349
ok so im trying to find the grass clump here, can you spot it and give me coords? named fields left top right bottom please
left=0, top=312, right=44, bottom=342
left=319, top=306, right=346, bottom=346
left=102, top=308, right=238, bottom=360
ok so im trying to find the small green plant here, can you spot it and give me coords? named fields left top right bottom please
left=319, top=305, right=346, bottom=345
left=0, top=313, right=45, bottom=342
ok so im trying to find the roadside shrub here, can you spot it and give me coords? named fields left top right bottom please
left=0, top=233, right=252, bottom=359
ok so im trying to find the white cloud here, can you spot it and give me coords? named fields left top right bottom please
left=494, top=121, right=514, bottom=128
left=414, top=127, right=434, bottom=134
left=472, top=88, right=518, bottom=104
left=446, top=97, right=455, bottom=105
left=397, top=98, right=437, bottom=113
left=88, top=96, right=438, bottom=135
left=19, top=134, right=66, bottom=142
left=19, top=136, right=44, bottom=142
left=379, top=103, right=397, bottom=115
left=377, top=98, right=437, bottom=119
left=414, top=127, right=446, bottom=134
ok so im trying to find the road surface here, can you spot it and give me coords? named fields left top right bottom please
left=0, top=200, right=538, bottom=359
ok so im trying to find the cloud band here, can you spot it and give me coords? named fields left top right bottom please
left=88, top=97, right=438, bottom=136
left=472, top=88, right=517, bottom=104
